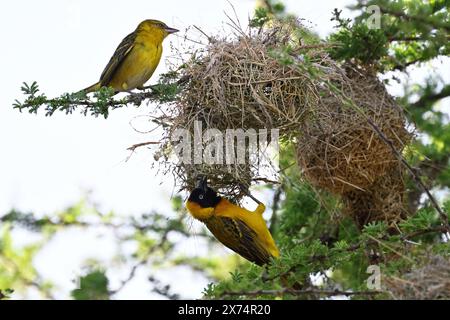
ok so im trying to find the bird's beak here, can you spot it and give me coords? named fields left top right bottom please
left=196, top=176, right=208, bottom=192
left=164, top=26, right=179, bottom=34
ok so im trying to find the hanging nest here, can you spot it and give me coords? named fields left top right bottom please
left=294, top=66, right=412, bottom=227
left=157, top=20, right=412, bottom=226
left=342, top=166, right=409, bottom=229
left=164, top=22, right=343, bottom=200
left=296, top=67, right=411, bottom=195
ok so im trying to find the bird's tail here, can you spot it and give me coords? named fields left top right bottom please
left=79, top=82, right=101, bottom=94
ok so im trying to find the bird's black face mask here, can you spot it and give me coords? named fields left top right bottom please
left=188, top=176, right=221, bottom=208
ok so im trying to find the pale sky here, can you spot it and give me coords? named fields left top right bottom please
left=1, top=0, right=447, bottom=300
left=0, top=0, right=356, bottom=215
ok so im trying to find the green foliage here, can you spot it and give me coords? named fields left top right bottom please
left=328, top=0, right=450, bottom=70
left=204, top=202, right=449, bottom=299
left=251, top=0, right=307, bottom=32
left=171, top=195, right=183, bottom=211
left=6, top=0, right=450, bottom=300
left=13, top=70, right=183, bottom=118
left=403, top=79, right=450, bottom=196
left=13, top=81, right=118, bottom=118
left=149, top=70, right=183, bottom=103
left=0, top=288, right=14, bottom=300
left=250, top=0, right=286, bottom=27
left=399, top=207, right=439, bottom=232
left=362, top=222, right=389, bottom=238
left=1, top=210, right=52, bottom=232
left=250, top=8, right=272, bottom=28
left=0, top=224, right=40, bottom=291
left=71, top=270, right=109, bottom=300
left=0, top=199, right=231, bottom=299
left=328, top=12, right=388, bottom=65
left=203, top=2, right=450, bottom=299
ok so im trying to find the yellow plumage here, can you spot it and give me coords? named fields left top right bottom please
left=186, top=177, right=279, bottom=266
left=83, top=19, right=178, bottom=93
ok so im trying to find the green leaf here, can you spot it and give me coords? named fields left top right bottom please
left=71, top=270, right=109, bottom=300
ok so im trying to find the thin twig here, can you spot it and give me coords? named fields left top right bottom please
left=221, top=288, right=382, bottom=297
left=366, top=235, right=415, bottom=264
left=109, top=260, right=147, bottom=295
left=125, top=141, right=160, bottom=162
left=193, top=25, right=214, bottom=43
left=379, top=6, right=450, bottom=32
left=410, top=84, right=450, bottom=109
left=269, top=186, right=282, bottom=234
left=127, top=141, right=160, bottom=151
left=365, top=118, right=449, bottom=231
left=401, top=226, right=449, bottom=240
left=109, top=230, right=171, bottom=296
left=252, top=177, right=281, bottom=184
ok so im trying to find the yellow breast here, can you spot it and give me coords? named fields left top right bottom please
left=109, top=33, right=163, bottom=91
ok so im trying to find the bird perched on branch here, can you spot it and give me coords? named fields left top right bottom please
left=82, top=19, right=178, bottom=93
left=186, top=176, right=279, bottom=266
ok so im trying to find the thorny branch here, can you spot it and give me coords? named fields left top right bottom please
left=365, top=117, right=449, bottom=232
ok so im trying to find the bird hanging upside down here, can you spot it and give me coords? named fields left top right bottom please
left=186, top=176, right=279, bottom=266
left=82, top=19, right=178, bottom=94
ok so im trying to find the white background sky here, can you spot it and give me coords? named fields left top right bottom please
left=0, top=0, right=356, bottom=216
left=0, top=0, right=447, bottom=299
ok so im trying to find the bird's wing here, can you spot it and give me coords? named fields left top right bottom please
left=204, top=216, right=272, bottom=266
left=99, top=32, right=136, bottom=86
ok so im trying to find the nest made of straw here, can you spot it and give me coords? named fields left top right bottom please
left=385, top=255, right=450, bottom=299
left=342, top=166, right=408, bottom=228
left=160, top=21, right=412, bottom=227
left=165, top=24, right=347, bottom=199
left=296, top=67, right=411, bottom=195
left=294, top=66, right=412, bottom=226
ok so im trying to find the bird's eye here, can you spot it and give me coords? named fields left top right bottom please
left=199, top=195, right=204, bottom=200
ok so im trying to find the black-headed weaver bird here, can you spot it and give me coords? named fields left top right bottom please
left=83, top=19, right=178, bottom=93
left=186, top=176, right=279, bottom=266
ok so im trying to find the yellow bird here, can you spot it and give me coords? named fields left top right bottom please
left=186, top=176, right=279, bottom=266
left=82, top=19, right=178, bottom=93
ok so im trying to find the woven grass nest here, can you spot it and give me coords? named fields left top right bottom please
left=161, top=21, right=411, bottom=225
left=385, top=255, right=450, bottom=299
left=342, top=166, right=408, bottom=229
left=296, top=68, right=410, bottom=195
left=166, top=23, right=332, bottom=199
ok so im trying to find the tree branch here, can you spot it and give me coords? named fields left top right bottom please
left=407, top=155, right=450, bottom=213
left=388, top=35, right=450, bottom=42
left=127, top=141, right=160, bottom=152
left=269, top=186, right=282, bottom=234
left=411, top=84, right=450, bottom=109
left=109, top=228, right=171, bottom=296
left=401, top=226, right=449, bottom=240
left=390, top=57, right=426, bottom=71
left=379, top=7, right=450, bottom=32
left=221, top=288, right=382, bottom=297
left=365, top=118, right=449, bottom=231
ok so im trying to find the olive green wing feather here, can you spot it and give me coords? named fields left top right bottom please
left=99, top=31, right=136, bottom=86
left=204, top=216, right=272, bottom=266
